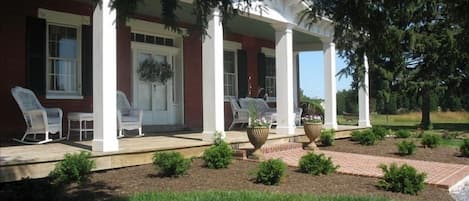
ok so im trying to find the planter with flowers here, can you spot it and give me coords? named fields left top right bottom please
left=246, top=103, right=271, bottom=159
left=302, top=115, right=323, bottom=150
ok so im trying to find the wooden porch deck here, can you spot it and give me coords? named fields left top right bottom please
left=0, top=125, right=366, bottom=182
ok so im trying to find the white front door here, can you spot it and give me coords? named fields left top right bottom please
left=133, top=47, right=175, bottom=125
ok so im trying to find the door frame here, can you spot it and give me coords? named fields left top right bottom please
left=131, top=41, right=181, bottom=125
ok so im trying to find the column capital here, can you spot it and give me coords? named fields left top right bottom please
left=271, top=22, right=294, bottom=32
left=320, top=37, right=334, bottom=44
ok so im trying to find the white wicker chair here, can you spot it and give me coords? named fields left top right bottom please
left=117, top=91, right=143, bottom=138
left=11, top=86, right=64, bottom=144
left=228, top=98, right=249, bottom=130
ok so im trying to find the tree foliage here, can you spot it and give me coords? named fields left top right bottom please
left=302, top=0, right=469, bottom=129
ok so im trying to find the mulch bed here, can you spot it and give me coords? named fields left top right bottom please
left=320, top=137, right=468, bottom=165
left=0, top=159, right=453, bottom=201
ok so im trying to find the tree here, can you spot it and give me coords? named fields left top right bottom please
left=301, top=0, right=469, bottom=129
left=93, top=0, right=261, bottom=37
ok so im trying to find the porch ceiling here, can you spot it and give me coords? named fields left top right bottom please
left=73, top=0, right=322, bottom=50
left=134, top=0, right=322, bottom=51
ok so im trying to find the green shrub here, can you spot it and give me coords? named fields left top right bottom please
left=359, top=130, right=377, bottom=145
left=442, top=131, right=460, bottom=140
left=49, top=151, right=95, bottom=185
left=299, top=153, right=338, bottom=175
left=202, top=140, right=233, bottom=169
left=320, top=129, right=335, bottom=146
left=255, top=159, right=287, bottom=185
left=397, top=141, right=416, bottom=155
left=378, top=163, right=426, bottom=195
left=153, top=152, right=192, bottom=177
left=372, top=127, right=388, bottom=140
left=350, top=130, right=363, bottom=141
left=421, top=134, right=441, bottom=148
left=395, top=130, right=411, bottom=138
left=460, top=139, right=469, bottom=157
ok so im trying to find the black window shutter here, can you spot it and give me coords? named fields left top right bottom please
left=82, top=25, right=93, bottom=96
left=26, top=16, right=46, bottom=95
left=257, top=52, right=266, bottom=89
left=237, top=49, right=248, bottom=98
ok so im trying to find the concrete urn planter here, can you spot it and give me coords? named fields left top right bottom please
left=303, top=123, right=322, bottom=150
left=246, top=127, right=269, bottom=159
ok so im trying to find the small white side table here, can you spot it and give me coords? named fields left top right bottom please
left=67, top=112, right=94, bottom=141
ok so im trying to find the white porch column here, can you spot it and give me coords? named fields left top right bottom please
left=273, top=24, right=295, bottom=134
left=322, top=39, right=338, bottom=129
left=358, top=54, right=371, bottom=127
left=92, top=0, right=119, bottom=152
left=293, top=52, right=299, bottom=109
left=202, top=9, right=224, bottom=139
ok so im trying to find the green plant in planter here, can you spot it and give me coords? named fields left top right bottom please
left=421, top=134, right=441, bottom=148
left=153, top=151, right=192, bottom=177
left=395, top=129, right=411, bottom=138
left=320, top=129, right=335, bottom=146
left=460, top=139, right=469, bottom=157
left=247, top=103, right=270, bottom=128
left=49, top=151, right=95, bottom=185
left=299, top=153, right=338, bottom=175
left=137, top=58, right=173, bottom=84
left=397, top=140, right=417, bottom=155
left=202, top=132, right=233, bottom=169
left=255, top=159, right=287, bottom=185
left=378, top=163, right=426, bottom=195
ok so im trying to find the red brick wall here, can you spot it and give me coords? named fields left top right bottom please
left=183, top=33, right=203, bottom=130
left=117, top=24, right=132, bottom=98
left=0, top=1, right=275, bottom=136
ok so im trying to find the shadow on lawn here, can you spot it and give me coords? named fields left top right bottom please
left=374, top=123, right=469, bottom=133
left=0, top=177, right=128, bottom=201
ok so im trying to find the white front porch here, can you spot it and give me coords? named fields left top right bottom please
left=90, top=0, right=372, bottom=152
left=0, top=125, right=367, bottom=182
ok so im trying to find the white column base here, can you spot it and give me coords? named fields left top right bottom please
left=324, top=122, right=338, bottom=130
left=358, top=120, right=371, bottom=128
left=276, top=126, right=296, bottom=135
left=201, top=131, right=226, bottom=141
left=92, top=139, right=119, bottom=152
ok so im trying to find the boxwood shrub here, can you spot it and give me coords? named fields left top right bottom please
left=421, top=134, right=441, bottom=148
left=359, top=130, right=377, bottom=145
left=320, top=129, right=335, bottom=146
left=397, top=140, right=416, bottom=155
left=255, top=159, right=287, bottom=185
left=395, top=129, right=411, bottom=138
left=49, top=151, right=95, bottom=185
left=372, top=127, right=388, bottom=140
left=153, top=151, right=192, bottom=177
left=299, top=152, right=338, bottom=175
left=378, top=163, right=426, bottom=195
left=460, top=139, right=469, bottom=157
left=202, top=140, right=233, bottom=169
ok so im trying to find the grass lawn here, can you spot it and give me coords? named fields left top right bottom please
left=125, top=191, right=390, bottom=201
left=338, top=112, right=468, bottom=148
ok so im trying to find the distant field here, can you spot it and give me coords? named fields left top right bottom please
left=371, top=112, right=469, bottom=125
left=338, top=112, right=469, bottom=134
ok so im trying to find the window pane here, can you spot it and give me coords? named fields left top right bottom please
left=47, top=24, right=79, bottom=95
left=224, top=51, right=235, bottom=73
left=48, top=25, right=77, bottom=59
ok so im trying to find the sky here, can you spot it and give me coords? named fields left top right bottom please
left=299, top=51, right=352, bottom=99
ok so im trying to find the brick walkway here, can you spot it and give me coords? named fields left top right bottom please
left=261, top=143, right=469, bottom=188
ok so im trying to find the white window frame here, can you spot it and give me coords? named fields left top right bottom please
left=39, top=8, right=89, bottom=99
left=261, top=47, right=276, bottom=102
left=223, top=40, right=242, bottom=101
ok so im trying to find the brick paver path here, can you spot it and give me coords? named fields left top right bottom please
left=262, top=144, right=469, bottom=188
